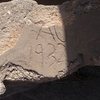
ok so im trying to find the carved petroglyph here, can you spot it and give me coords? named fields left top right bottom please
left=0, top=23, right=67, bottom=84
left=36, top=26, right=43, bottom=40
left=54, top=26, right=65, bottom=43
left=33, top=25, right=66, bottom=69
left=35, top=44, right=43, bottom=54
left=47, top=43, right=56, bottom=57
left=41, top=26, right=65, bottom=42
left=35, top=44, right=44, bottom=67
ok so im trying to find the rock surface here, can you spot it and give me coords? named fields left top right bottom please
left=0, top=0, right=100, bottom=95
left=1, top=65, right=100, bottom=99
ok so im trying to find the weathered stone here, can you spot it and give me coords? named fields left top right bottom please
left=0, top=0, right=100, bottom=95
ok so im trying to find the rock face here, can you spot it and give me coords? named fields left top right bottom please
left=0, top=0, right=100, bottom=95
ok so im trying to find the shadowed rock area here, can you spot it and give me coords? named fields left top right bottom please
left=1, top=66, right=100, bottom=100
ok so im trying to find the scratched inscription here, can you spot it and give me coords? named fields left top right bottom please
left=34, top=25, right=66, bottom=68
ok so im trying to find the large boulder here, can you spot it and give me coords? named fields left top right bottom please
left=0, top=0, right=100, bottom=95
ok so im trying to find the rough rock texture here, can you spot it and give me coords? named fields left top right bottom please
left=0, top=0, right=100, bottom=95
left=1, top=66, right=100, bottom=99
